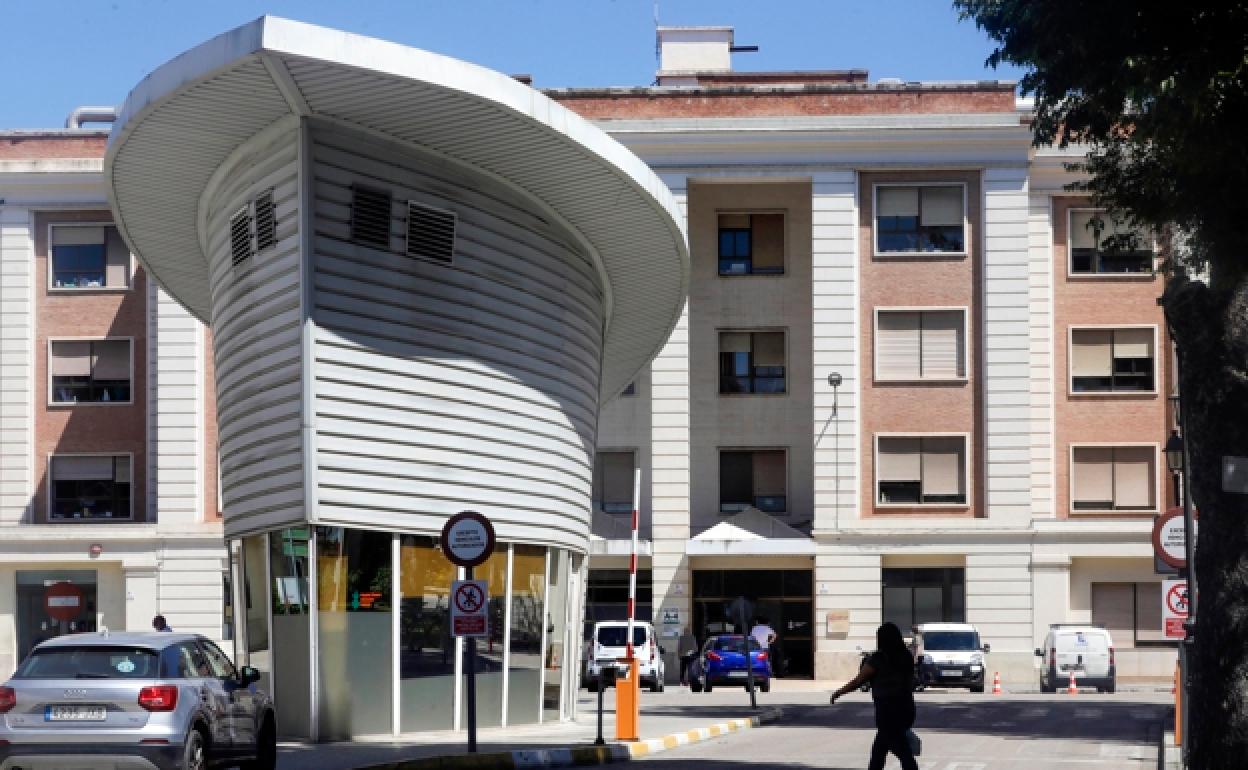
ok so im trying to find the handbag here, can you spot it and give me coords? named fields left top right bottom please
left=906, top=729, right=922, bottom=756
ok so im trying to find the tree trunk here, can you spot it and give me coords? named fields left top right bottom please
left=1164, top=273, right=1248, bottom=769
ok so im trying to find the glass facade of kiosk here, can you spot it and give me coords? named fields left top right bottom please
left=232, top=527, right=585, bottom=739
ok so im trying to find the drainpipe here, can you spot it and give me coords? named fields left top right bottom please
left=65, top=106, right=118, bottom=129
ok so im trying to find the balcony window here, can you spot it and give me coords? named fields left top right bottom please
left=1071, top=446, right=1157, bottom=512
left=875, top=185, right=965, bottom=254
left=717, top=213, right=784, bottom=275
left=877, top=436, right=967, bottom=506
left=719, top=450, right=786, bottom=514
left=592, top=451, right=635, bottom=514
left=50, top=225, right=130, bottom=289
left=50, top=455, right=132, bottom=521
left=719, top=331, right=786, bottom=394
left=1071, top=328, right=1156, bottom=393
left=50, top=339, right=132, bottom=404
left=875, top=309, right=967, bottom=381
left=1070, top=210, right=1154, bottom=274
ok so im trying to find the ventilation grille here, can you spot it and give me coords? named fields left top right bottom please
left=229, top=208, right=251, bottom=267
left=406, top=202, right=456, bottom=264
left=351, top=186, right=393, bottom=249
left=254, top=190, right=276, bottom=252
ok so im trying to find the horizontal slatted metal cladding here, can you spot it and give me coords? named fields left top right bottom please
left=204, top=126, right=306, bottom=536
left=309, top=125, right=602, bottom=551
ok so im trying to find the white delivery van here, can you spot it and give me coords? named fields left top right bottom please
left=913, top=622, right=990, bottom=692
left=584, top=621, right=665, bottom=692
left=1035, top=624, right=1116, bottom=693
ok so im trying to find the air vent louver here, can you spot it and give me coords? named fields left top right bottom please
left=351, top=186, right=393, bottom=249
left=406, top=202, right=456, bottom=264
left=254, top=190, right=276, bottom=252
left=229, top=208, right=251, bottom=267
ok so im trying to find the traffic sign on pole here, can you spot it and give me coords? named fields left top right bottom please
left=1163, top=578, right=1189, bottom=639
left=1153, top=508, right=1189, bottom=570
left=440, top=511, right=496, bottom=568
left=451, top=580, right=488, bottom=637
left=440, top=511, right=496, bottom=756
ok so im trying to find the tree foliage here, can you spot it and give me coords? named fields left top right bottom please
left=956, top=1, right=1248, bottom=284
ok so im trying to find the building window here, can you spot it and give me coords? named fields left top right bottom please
left=593, top=451, right=635, bottom=514
left=877, top=436, right=968, bottom=506
left=621, top=381, right=637, bottom=397
left=1071, top=446, right=1157, bottom=512
left=875, top=309, right=967, bottom=381
left=875, top=185, right=965, bottom=254
left=1091, top=582, right=1169, bottom=647
left=50, top=455, right=132, bottom=521
left=1071, top=328, right=1156, bottom=393
left=882, top=568, right=966, bottom=631
left=50, top=225, right=130, bottom=289
left=717, top=213, right=784, bottom=275
left=719, top=450, right=786, bottom=514
left=1069, top=210, right=1154, bottom=274
left=719, top=331, right=786, bottom=394
left=50, top=339, right=132, bottom=404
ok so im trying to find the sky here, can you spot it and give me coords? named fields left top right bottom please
left=0, top=0, right=1028, bottom=130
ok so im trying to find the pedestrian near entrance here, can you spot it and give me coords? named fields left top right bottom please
left=678, top=627, right=699, bottom=686
left=750, top=616, right=781, bottom=677
left=152, top=614, right=172, bottom=632
left=829, top=622, right=919, bottom=770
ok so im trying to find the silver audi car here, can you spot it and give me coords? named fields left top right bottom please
left=0, top=631, right=276, bottom=770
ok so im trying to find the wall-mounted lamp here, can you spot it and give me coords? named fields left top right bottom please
left=827, top=372, right=842, bottom=416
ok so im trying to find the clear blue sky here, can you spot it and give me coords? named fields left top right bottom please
left=0, top=0, right=1026, bottom=130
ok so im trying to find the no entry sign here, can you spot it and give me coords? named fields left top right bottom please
left=1163, top=578, right=1189, bottom=639
left=45, top=581, right=84, bottom=622
left=451, top=579, right=488, bottom=637
left=1152, top=508, right=1189, bottom=569
left=440, top=511, right=496, bottom=568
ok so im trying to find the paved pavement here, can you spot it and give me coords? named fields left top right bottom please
left=634, top=690, right=1171, bottom=769
left=276, top=682, right=1172, bottom=769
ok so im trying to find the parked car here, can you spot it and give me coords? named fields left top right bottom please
left=0, top=631, right=276, bottom=770
left=1035, top=624, right=1116, bottom=693
left=689, top=634, right=772, bottom=693
left=913, top=622, right=990, bottom=692
left=584, top=621, right=665, bottom=693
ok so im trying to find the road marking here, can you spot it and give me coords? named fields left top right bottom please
left=1101, top=743, right=1150, bottom=759
left=1073, top=707, right=1102, bottom=719
left=1131, top=709, right=1157, bottom=720
left=943, top=763, right=988, bottom=770
left=1020, top=707, right=1050, bottom=718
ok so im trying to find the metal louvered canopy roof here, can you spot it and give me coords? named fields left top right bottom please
left=105, top=16, right=689, bottom=399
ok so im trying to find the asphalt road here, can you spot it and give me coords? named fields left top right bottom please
left=634, top=691, right=1170, bottom=769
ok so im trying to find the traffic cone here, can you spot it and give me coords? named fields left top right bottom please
left=992, top=671, right=1002, bottom=695
left=1067, top=670, right=1078, bottom=695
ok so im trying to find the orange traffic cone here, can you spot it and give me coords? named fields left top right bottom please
left=1067, top=670, right=1078, bottom=695
left=992, top=671, right=1002, bottom=695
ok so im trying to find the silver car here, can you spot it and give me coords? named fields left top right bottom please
left=0, top=631, right=275, bottom=770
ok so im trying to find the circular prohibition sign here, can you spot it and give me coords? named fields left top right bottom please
left=454, top=582, right=486, bottom=614
left=1166, top=582, right=1190, bottom=617
left=440, top=510, right=497, bottom=569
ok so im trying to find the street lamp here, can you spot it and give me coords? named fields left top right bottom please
left=827, top=372, right=842, bottom=530
left=1166, top=430, right=1184, bottom=507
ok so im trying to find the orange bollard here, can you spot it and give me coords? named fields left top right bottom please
left=1067, top=670, right=1078, bottom=695
left=614, top=658, right=641, bottom=741
left=992, top=671, right=1002, bottom=695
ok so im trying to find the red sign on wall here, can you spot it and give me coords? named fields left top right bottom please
left=45, top=582, right=84, bottom=622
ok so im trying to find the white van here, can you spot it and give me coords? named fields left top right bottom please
left=584, top=621, right=665, bottom=692
left=913, top=622, right=990, bottom=692
left=1035, top=624, right=1116, bottom=693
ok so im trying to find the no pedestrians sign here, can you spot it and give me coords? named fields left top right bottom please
left=451, top=579, right=488, bottom=637
left=1163, top=578, right=1189, bottom=639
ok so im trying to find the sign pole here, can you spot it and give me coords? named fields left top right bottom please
left=465, top=563, right=477, bottom=754
left=615, top=466, right=642, bottom=741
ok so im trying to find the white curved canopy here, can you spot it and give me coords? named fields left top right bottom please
left=105, top=16, right=688, bottom=398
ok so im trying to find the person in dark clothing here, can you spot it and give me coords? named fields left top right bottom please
left=829, top=622, right=918, bottom=770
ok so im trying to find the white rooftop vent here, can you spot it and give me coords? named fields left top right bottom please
left=657, top=26, right=735, bottom=85
left=876, top=77, right=904, bottom=86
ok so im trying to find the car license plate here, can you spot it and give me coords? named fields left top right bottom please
left=45, top=705, right=107, bottom=721
left=940, top=669, right=960, bottom=677
left=728, top=670, right=747, bottom=678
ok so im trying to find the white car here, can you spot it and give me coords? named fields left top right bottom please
left=1036, top=624, right=1116, bottom=693
left=913, top=622, right=990, bottom=692
left=584, top=621, right=665, bottom=692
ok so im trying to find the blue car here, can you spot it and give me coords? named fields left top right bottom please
left=690, top=635, right=772, bottom=693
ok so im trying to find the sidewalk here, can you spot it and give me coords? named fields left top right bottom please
left=277, top=684, right=796, bottom=770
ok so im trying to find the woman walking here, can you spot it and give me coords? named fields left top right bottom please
left=829, top=622, right=919, bottom=770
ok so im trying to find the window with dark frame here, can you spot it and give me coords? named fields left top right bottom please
left=875, top=310, right=966, bottom=381
left=50, top=225, right=130, bottom=289
left=875, top=185, right=965, bottom=254
left=1071, top=328, right=1155, bottom=393
left=50, top=339, right=131, bottom=404
left=1091, top=582, right=1170, bottom=647
left=621, top=381, right=637, bottom=396
left=1071, top=446, right=1156, bottom=512
left=1070, top=210, right=1154, bottom=274
left=717, top=213, right=784, bottom=275
left=719, top=449, right=787, bottom=514
left=881, top=567, right=966, bottom=631
left=719, top=331, right=786, bottom=394
left=592, top=451, right=636, bottom=514
left=877, top=436, right=967, bottom=505
left=50, top=455, right=132, bottom=521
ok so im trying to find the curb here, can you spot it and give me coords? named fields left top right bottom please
left=355, top=707, right=783, bottom=769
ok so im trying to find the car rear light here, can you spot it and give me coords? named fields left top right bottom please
left=138, top=685, right=178, bottom=712
left=0, top=687, right=14, bottom=713
left=706, top=651, right=722, bottom=661
left=757, top=652, right=768, bottom=661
